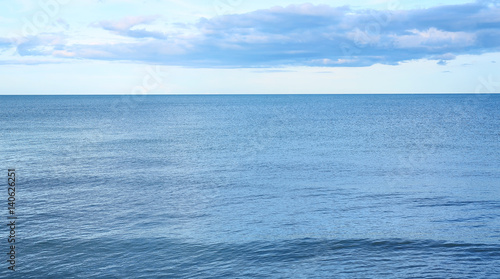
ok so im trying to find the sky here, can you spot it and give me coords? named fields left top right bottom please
left=0, top=0, right=499, bottom=94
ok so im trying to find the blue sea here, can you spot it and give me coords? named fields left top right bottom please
left=1, top=94, right=500, bottom=278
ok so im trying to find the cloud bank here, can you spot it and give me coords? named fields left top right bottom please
left=12, top=1, right=500, bottom=67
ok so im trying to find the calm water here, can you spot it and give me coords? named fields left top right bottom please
left=1, top=95, right=499, bottom=278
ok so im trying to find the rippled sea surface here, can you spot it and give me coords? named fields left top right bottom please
left=1, top=95, right=500, bottom=278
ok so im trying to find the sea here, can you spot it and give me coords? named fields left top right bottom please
left=1, top=94, right=499, bottom=278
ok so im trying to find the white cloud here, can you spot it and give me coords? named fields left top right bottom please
left=5, top=2, right=500, bottom=68
left=95, top=15, right=161, bottom=32
left=394, top=28, right=476, bottom=49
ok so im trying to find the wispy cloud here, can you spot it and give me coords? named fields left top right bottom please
left=10, top=1, right=500, bottom=67
left=92, top=15, right=168, bottom=39
left=0, top=38, right=13, bottom=49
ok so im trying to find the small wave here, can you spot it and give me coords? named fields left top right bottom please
left=8, top=237, right=499, bottom=278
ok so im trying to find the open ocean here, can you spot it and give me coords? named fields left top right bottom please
left=1, top=94, right=500, bottom=278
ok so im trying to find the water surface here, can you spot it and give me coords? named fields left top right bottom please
left=1, top=94, right=499, bottom=278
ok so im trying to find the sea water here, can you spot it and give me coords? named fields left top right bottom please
left=1, top=94, right=499, bottom=278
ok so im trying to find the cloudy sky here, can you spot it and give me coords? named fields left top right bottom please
left=1, top=0, right=499, bottom=94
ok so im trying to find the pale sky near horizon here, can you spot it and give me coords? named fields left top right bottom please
left=1, top=0, right=499, bottom=94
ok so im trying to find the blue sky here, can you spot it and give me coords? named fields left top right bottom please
left=1, top=0, right=499, bottom=94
